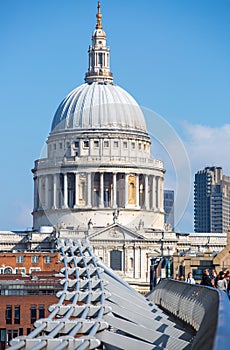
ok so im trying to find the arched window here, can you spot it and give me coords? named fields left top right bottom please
left=4, top=267, right=13, bottom=274
left=110, top=250, right=122, bottom=271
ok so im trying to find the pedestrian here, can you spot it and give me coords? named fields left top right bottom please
left=211, top=268, right=217, bottom=287
left=200, top=268, right=214, bottom=287
left=216, top=271, right=228, bottom=291
left=225, top=270, right=230, bottom=297
left=185, top=272, right=195, bottom=284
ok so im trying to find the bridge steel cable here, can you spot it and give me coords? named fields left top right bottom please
left=8, top=238, right=193, bottom=350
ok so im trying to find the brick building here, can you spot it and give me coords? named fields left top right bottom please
left=0, top=273, right=61, bottom=349
left=0, top=252, right=60, bottom=275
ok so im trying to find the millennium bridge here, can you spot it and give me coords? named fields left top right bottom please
left=8, top=239, right=230, bottom=350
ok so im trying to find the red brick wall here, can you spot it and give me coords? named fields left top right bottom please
left=0, top=294, right=58, bottom=348
left=0, top=253, right=60, bottom=274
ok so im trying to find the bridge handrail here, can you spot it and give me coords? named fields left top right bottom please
left=147, top=279, right=230, bottom=350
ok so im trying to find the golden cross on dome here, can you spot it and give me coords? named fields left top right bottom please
left=96, top=1, right=103, bottom=29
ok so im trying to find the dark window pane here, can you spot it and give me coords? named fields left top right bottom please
left=110, top=250, right=122, bottom=271
left=30, top=305, right=36, bottom=324
left=14, top=306, right=20, bottom=324
left=7, top=330, right=12, bottom=344
left=12, top=330, right=18, bottom=339
left=38, top=305, right=45, bottom=319
left=6, top=305, right=12, bottom=325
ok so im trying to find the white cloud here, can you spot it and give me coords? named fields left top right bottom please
left=182, top=122, right=230, bottom=174
left=172, top=122, right=230, bottom=232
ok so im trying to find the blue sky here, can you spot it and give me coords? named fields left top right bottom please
left=0, top=0, right=229, bottom=231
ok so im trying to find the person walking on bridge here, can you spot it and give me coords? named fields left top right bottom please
left=200, top=268, right=214, bottom=287
left=185, top=272, right=195, bottom=284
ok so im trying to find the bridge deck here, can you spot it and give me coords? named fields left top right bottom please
left=9, top=239, right=194, bottom=350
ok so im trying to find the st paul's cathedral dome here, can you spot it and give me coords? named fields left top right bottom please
left=32, top=2, right=165, bottom=233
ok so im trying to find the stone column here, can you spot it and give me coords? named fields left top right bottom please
left=133, top=246, right=136, bottom=278
left=152, top=176, right=156, bottom=210
left=160, top=177, right=164, bottom=211
left=87, top=173, right=92, bottom=207
left=74, top=173, right=79, bottom=207
left=33, top=177, right=38, bottom=211
left=136, top=175, right=139, bottom=207
left=37, top=176, right=42, bottom=210
left=63, top=173, right=68, bottom=208
left=123, top=244, right=126, bottom=273
left=113, top=173, right=117, bottom=208
left=145, top=175, right=149, bottom=210
left=139, top=247, right=143, bottom=280
left=45, top=176, right=49, bottom=209
left=157, top=176, right=161, bottom=210
left=99, top=172, right=104, bottom=208
left=52, top=174, right=57, bottom=209
left=125, top=173, right=129, bottom=207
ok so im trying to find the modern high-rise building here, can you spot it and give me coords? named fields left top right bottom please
left=164, top=190, right=174, bottom=230
left=194, top=166, right=230, bottom=233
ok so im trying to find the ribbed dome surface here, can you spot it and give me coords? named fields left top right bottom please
left=51, top=83, right=147, bottom=133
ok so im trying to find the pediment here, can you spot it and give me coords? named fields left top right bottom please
left=88, top=223, right=145, bottom=241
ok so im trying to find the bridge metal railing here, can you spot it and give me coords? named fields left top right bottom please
left=147, top=279, right=230, bottom=350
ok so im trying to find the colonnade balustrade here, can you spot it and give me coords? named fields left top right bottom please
left=34, top=172, right=164, bottom=212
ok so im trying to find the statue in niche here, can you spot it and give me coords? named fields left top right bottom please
left=113, top=208, right=120, bottom=223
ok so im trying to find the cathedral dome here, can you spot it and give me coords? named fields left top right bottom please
left=51, top=82, right=147, bottom=134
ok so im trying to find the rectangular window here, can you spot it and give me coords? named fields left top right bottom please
left=16, top=256, right=24, bottom=263
left=19, top=328, right=23, bottom=336
left=31, top=256, right=39, bottom=263
left=123, top=141, right=127, bottom=149
left=104, top=140, right=109, bottom=148
left=6, top=305, right=12, bottom=324
left=7, top=330, right=12, bottom=344
left=0, top=329, right=6, bottom=342
left=131, top=142, right=135, bottom=149
left=54, top=143, right=56, bottom=150
left=14, top=306, right=20, bottom=325
left=98, top=52, right=103, bottom=65
left=110, top=250, right=122, bottom=271
left=94, top=140, right=99, bottom=147
left=138, top=143, right=142, bottom=150
left=74, top=141, right=79, bottom=148
left=114, top=141, right=119, bottom=148
left=27, top=328, right=31, bottom=335
left=38, top=305, right=45, bottom=319
left=44, top=256, right=52, bottom=264
left=59, top=143, right=62, bottom=149
left=12, top=330, right=18, bottom=339
left=29, top=267, right=41, bottom=273
left=30, top=306, right=36, bottom=324
left=83, top=140, right=89, bottom=148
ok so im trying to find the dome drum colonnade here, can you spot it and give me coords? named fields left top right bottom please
left=33, top=171, right=164, bottom=212
left=32, top=2, right=165, bottom=230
